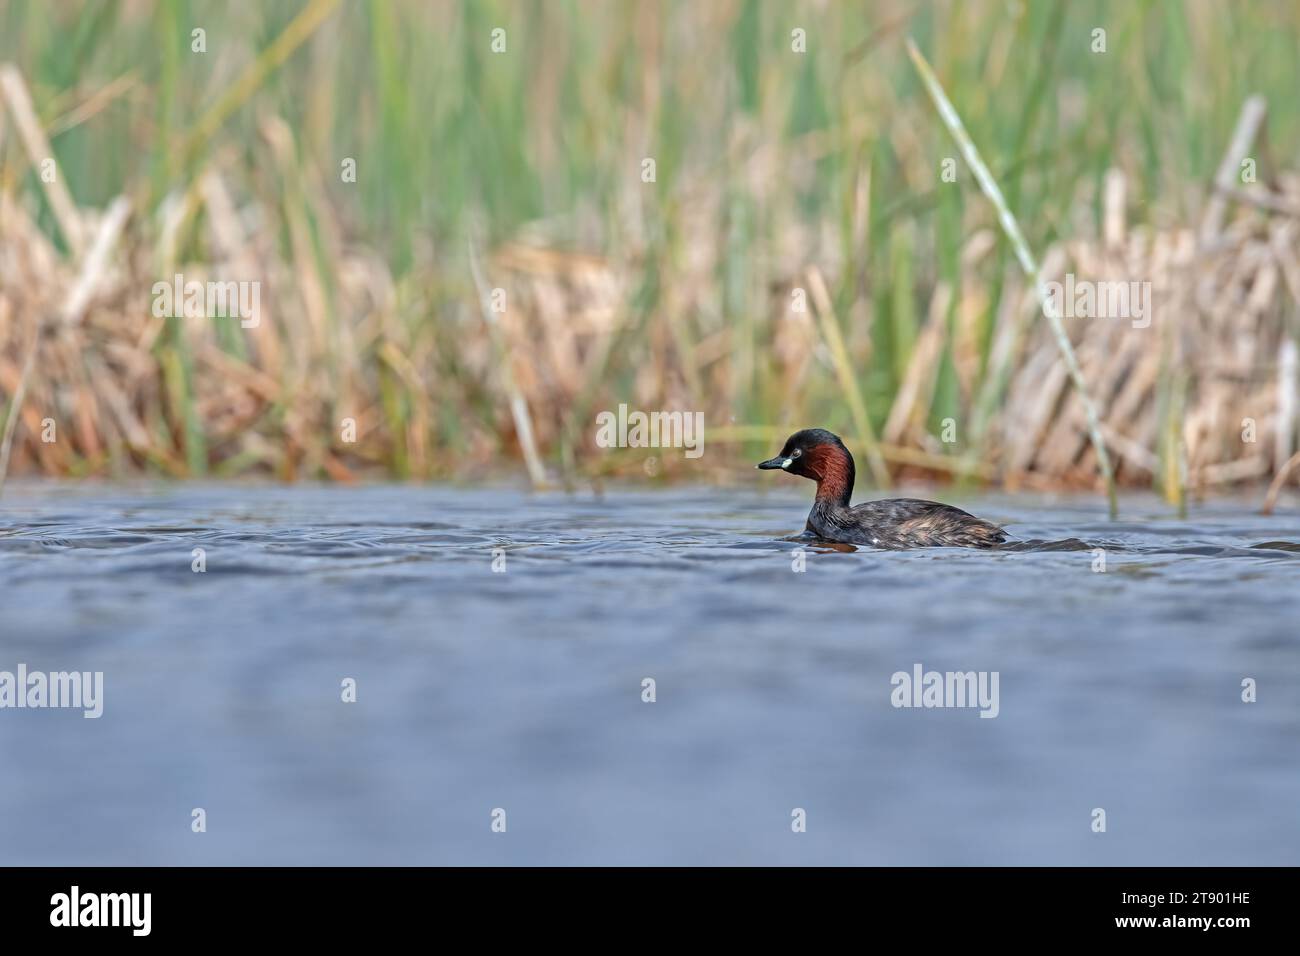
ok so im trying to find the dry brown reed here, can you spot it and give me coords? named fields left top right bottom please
left=1, top=64, right=1298, bottom=504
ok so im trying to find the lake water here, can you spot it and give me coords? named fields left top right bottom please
left=1, top=482, right=1297, bottom=865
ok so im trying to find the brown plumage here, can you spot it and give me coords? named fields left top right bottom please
left=757, top=428, right=1007, bottom=549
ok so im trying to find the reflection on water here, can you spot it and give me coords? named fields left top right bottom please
left=1, top=482, right=1297, bottom=865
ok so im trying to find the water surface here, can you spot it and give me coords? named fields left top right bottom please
left=1, top=482, right=1297, bottom=865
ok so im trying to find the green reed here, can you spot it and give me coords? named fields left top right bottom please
left=0, top=0, right=1297, bottom=488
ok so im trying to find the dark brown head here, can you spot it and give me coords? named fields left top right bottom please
left=756, top=428, right=856, bottom=506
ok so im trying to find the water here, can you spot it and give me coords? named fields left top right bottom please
left=1, top=482, right=1297, bottom=865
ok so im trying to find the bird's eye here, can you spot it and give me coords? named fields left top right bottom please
left=791, top=449, right=802, bottom=458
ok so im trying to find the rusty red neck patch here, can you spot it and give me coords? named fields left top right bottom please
left=805, top=443, right=855, bottom=508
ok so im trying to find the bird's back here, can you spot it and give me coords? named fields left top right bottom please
left=813, top=497, right=1007, bottom=549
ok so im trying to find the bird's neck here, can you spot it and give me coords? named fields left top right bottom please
left=812, top=448, right=855, bottom=509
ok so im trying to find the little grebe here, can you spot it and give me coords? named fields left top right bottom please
left=757, top=428, right=1007, bottom=549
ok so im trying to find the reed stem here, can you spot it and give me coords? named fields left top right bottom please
left=906, top=38, right=1119, bottom=519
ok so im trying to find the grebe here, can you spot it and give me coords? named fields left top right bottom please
left=757, top=428, right=1006, bottom=549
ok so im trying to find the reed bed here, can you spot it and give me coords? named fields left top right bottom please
left=1, top=1, right=1298, bottom=503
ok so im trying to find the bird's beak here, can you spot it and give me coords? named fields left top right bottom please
left=756, top=456, right=790, bottom=470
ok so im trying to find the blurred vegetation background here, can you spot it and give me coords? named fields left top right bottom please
left=1, top=0, right=1298, bottom=498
